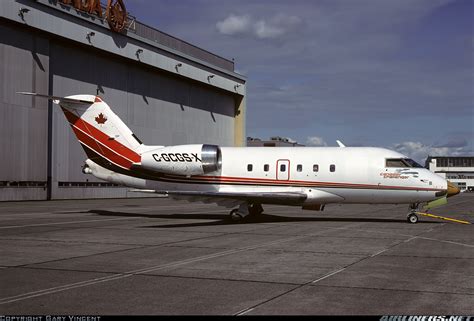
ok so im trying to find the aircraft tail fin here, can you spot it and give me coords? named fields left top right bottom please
left=17, top=92, right=143, bottom=170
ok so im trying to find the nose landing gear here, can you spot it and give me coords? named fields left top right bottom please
left=407, top=203, right=420, bottom=224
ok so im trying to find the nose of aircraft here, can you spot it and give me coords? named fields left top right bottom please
left=447, top=181, right=460, bottom=198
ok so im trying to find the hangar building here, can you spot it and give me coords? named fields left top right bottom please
left=0, top=0, right=246, bottom=201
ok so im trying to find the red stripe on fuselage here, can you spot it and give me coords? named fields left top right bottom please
left=162, top=174, right=443, bottom=192
left=61, top=107, right=140, bottom=164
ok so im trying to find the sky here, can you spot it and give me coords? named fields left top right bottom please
left=126, top=0, right=473, bottom=163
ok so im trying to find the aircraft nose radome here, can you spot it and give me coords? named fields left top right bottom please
left=447, top=181, right=460, bottom=198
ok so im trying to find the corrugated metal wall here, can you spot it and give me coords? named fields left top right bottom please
left=0, top=21, right=236, bottom=201
left=0, top=23, right=49, bottom=200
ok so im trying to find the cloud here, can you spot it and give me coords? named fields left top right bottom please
left=433, top=138, right=468, bottom=148
left=216, top=14, right=252, bottom=35
left=392, top=141, right=473, bottom=164
left=254, top=14, right=302, bottom=39
left=306, top=136, right=327, bottom=146
left=216, top=13, right=302, bottom=40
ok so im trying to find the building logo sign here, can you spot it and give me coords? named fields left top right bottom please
left=60, top=0, right=128, bottom=33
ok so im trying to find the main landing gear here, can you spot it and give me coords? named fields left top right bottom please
left=407, top=203, right=420, bottom=224
left=229, top=203, right=264, bottom=222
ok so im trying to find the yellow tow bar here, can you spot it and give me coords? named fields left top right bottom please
left=415, top=212, right=471, bottom=225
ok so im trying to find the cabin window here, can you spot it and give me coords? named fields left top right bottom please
left=313, top=164, right=319, bottom=172
left=280, top=164, right=286, bottom=172
left=330, top=164, right=336, bottom=172
left=247, top=164, right=253, bottom=172
left=297, top=164, right=303, bottom=172
left=264, top=164, right=269, bottom=172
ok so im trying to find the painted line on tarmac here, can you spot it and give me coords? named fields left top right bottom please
left=0, top=204, right=228, bottom=217
left=416, top=236, right=474, bottom=248
left=0, top=217, right=142, bottom=229
left=311, top=268, right=346, bottom=284
left=0, top=208, right=231, bottom=229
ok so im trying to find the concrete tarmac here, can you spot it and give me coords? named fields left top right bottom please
left=0, top=193, right=473, bottom=315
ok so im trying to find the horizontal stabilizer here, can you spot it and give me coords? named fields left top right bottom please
left=17, top=92, right=95, bottom=105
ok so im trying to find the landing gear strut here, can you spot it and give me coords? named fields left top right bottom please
left=249, top=203, right=264, bottom=216
left=406, top=203, right=420, bottom=224
left=229, top=203, right=264, bottom=222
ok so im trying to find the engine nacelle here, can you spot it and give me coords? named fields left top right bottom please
left=140, top=144, right=222, bottom=176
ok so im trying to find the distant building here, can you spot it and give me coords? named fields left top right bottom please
left=425, top=156, right=474, bottom=192
left=247, top=136, right=304, bottom=147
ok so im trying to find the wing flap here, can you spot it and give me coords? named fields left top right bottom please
left=166, top=191, right=307, bottom=206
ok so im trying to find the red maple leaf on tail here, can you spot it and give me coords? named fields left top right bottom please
left=95, top=113, right=107, bottom=124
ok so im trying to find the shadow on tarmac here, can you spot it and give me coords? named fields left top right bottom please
left=88, top=209, right=440, bottom=228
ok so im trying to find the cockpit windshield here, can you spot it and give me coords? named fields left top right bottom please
left=386, top=158, right=423, bottom=168
left=403, top=158, right=423, bottom=168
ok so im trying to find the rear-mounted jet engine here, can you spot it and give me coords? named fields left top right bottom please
left=140, top=144, right=222, bottom=176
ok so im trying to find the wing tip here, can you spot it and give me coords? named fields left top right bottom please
left=336, top=140, right=346, bottom=148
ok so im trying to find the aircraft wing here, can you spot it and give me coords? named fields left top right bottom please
left=131, top=190, right=307, bottom=208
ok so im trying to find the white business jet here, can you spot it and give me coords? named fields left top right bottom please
left=18, top=92, right=460, bottom=223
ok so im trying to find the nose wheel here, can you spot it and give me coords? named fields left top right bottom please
left=407, top=213, right=419, bottom=224
left=406, top=203, right=420, bottom=224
